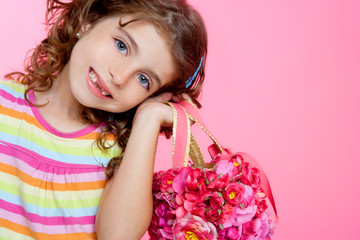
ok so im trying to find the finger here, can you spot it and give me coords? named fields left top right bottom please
left=172, top=95, right=181, bottom=102
left=181, top=93, right=192, bottom=102
left=181, top=93, right=197, bottom=109
left=151, top=92, right=173, bottom=102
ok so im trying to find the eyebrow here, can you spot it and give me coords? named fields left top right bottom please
left=117, top=27, right=139, bottom=53
left=146, top=69, right=162, bottom=88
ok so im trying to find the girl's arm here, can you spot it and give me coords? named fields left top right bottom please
left=95, top=93, right=177, bottom=240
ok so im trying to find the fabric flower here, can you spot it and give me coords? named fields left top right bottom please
left=220, top=204, right=235, bottom=228
left=154, top=192, right=176, bottom=208
left=173, top=167, right=191, bottom=195
left=243, top=185, right=255, bottom=207
left=153, top=171, right=165, bottom=192
left=227, top=226, right=242, bottom=240
left=224, top=182, right=246, bottom=205
left=150, top=201, right=175, bottom=239
left=160, top=169, right=178, bottom=193
left=185, top=168, right=206, bottom=192
left=150, top=152, right=276, bottom=239
left=206, top=208, right=221, bottom=223
left=247, top=167, right=261, bottom=189
left=255, top=199, right=268, bottom=214
left=207, top=173, right=230, bottom=192
left=230, top=205, right=257, bottom=227
left=216, top=160, right=237, bottom=178
left=218, top=226, right=242, bottom=240
left=191, top=206, right=207, bottom=220
left=241, top=213, right=271, bottom=240
left=208, top=192, right=225, bottom=210
left=205, top=171, right=218, bottom=184
left=173, top=213, right=218, bottom=240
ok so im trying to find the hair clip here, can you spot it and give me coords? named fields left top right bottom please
left=185, top=57, right=203, bottom=88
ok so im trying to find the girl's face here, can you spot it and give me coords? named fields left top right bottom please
left=66, top=14, right=178, bottom=113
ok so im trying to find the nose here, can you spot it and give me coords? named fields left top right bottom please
left=109, top=65, right=133, bottom=88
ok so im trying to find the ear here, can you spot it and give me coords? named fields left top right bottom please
left=81, top=22, right=92, bottom=32
left=78, top=22, right=92, bottom=37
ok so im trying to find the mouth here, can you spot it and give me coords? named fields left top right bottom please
left=89, top=68, right=113, bottom=98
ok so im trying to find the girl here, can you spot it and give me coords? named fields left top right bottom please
left=0, top=0, right=207, bottom=239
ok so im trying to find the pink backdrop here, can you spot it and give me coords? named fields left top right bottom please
left=1, top=1, right=359, bottom=239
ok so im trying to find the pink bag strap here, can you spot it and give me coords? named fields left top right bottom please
left=165, top=102, right=191, bottom=169
left=178, top=101, right=278, bottom=217
left=177, top=101, right=223, bottom=154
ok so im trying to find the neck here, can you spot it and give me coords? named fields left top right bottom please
left=34, top=65, right=86, bottom=132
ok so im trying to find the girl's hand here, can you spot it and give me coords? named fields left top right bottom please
left=134, top=92, right=193, bottom=128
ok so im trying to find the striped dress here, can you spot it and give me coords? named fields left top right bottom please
left=0, top=80, right=122, bottom=239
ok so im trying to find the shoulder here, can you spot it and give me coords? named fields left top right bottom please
left=0, top=79, right=27, bottom=110
left=0, top=79, right=27, bottom=99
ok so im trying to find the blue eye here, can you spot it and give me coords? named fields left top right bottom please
left=115, top=39, right=128, bottom=54
left=137, top=74, right=150, bottom=90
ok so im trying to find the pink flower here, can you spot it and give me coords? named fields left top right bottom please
left=173, top=213, right=218, bottom=240
left=231, top=154, right=244, bottom=165
left=192, top=206, right=207, bottom=220
left=241, top=214, right=271, bottom=240
left=255, top=199, right=268, bottom=214
left=243, top=185, right=255, bottom=207
left=208, top=192, right=225, bottom=210
left=218, top=226, right=242, bottom=240
left=154, top=192, right=176, bottom=208
left=220, top=204, right=235, bottom=228
left=216, top=160, right=237, bottom=177
left=227, top=226, right=242, bottom=240
left=159, top=169, right=178, bottom=193
left=153, top=201, right=176, bottom=226
left=255, top=214, right=271, bottom=240
left=183, top=189, right=206, bottom=212
left=230, top=205, right=257, bottom=227
left=153, top=170, right=165, bottom=192
left=185, top=168, right=206, bottom=192
left=206, top=208, right=221, bottom=223
left=224, top=182, right=246, bottom=205
left=218, top=229, right=228, bottom=240
left=240, top=163, right=261, bottom=190
left=205, top=171, right=218, bottom=184
left=207, top=173, right=230, bottom=192
left=247, top=167, right=261, bottom=189
left=175, top=206, right=186, bottom=219
left=239, top=162, right=250, bottom=185
left=172, top=167, right=191, bottom=195
left=150, top=201, right=175, bottom=239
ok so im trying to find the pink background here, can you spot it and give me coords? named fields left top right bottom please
left=1, top=1, right=359, bottom=239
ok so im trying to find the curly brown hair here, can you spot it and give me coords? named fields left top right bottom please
left=5, top=0, right=208, bottom=179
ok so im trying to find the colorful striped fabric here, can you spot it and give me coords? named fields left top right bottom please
left=0, top=80, right=122, bottom=239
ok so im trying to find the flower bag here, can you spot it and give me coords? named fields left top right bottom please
left=148, top=101, right=277, bottom=240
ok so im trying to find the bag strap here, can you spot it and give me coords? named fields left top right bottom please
left=166, top=102, right=217, bottom=169
left=177, top=101, right=223, bottom=154
left=165, top=102, right=191, bottom=169
left=178, top=101, right=278, bottom=217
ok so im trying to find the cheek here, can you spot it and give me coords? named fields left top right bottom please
left=72, top=37, right=112, bottom=64
left=113, top=91, right=150, bottom=111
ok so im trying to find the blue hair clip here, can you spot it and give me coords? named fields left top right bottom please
left=185, top=57, right=203, bottom=88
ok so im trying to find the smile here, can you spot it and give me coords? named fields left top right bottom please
left=88, top=68, right=112, bottom=98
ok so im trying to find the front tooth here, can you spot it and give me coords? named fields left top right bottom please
left=89, top=70, right=97, bottom=82
left=90, top=74, right=97, bottom=83
left=101, top=91, right=107, bottom=95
